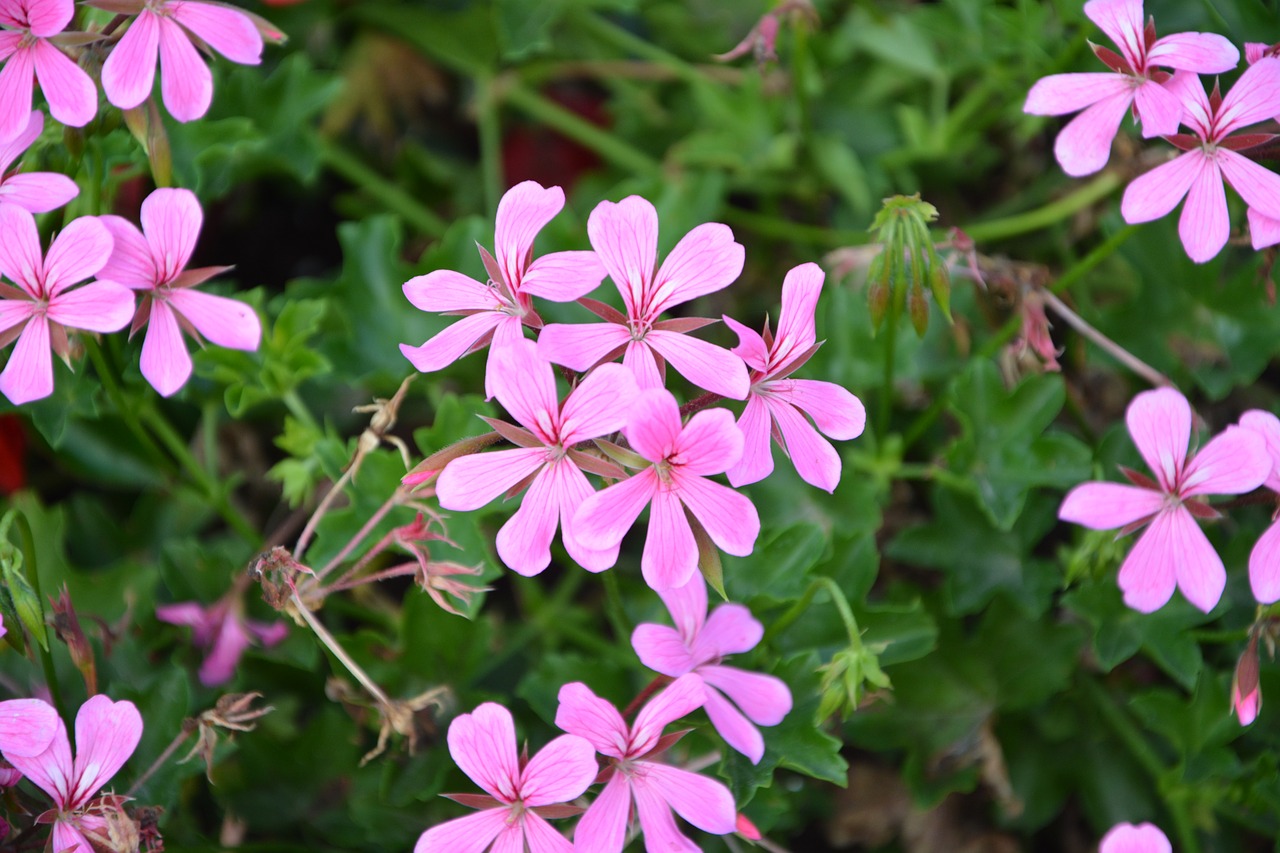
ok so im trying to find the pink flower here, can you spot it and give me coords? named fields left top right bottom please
left=538, top=195, right=749, bottom=399
left=157, top=595, right=288, bottom=687
left=0, top=696, right=58, bottom=759
left=99, top=187, right=261, bottom=397
left=1023, top=0, right=1238, bottom=176
left=1120, top=59, right=1280, bottom=262
left=631, top=575, right=792, bottom=764
left=400, top=180, right=605, bottom=398
left=0, top=0, right=97, bottom=141
left=1239, top=409, right=1280, bottom=604
left=436, top=338, right=637, bottom=575
left=1059, top=388, right=1270, bottom=613
left=0, top=207, right=134, bottom=405
left=555, top=674, right=736, bottom=853
left=0, top=111, right=76, bottom=213
left=415, top=702, right=597, bottom=853
left=100, top=0, right=263, bottom=122
left=1231, top=632, right=1261, bottom=726
left=722, top=263, right=865, bottom=492
left=573, top=388, right=760, bottom=590
left=3, top=695, right=142, bottom=853
left=1099, top=822, right=1171, bottom=853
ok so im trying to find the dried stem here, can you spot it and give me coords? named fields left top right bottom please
left=1039, top=290, right=1173, bottom=389
left=126, top=719, right=197, bottom=797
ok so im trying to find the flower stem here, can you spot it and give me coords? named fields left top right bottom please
left=477, top=74, right=504, bottom=213
left=962, top=170, right=1123, bottom=244
left=13, top=513, right=66, bottom=724
left=317, top=139, right=448, bottom=237
left=500, top=82, right=660, bottom=176
left=877, top=290, right=899, bottom=439
left=763, top=575, right=863, bottom=650
left=126, top=719, right=196, bottom=797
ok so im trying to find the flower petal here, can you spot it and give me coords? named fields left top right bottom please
left=44, top=216, right=112, bottom=295
left=1178, top=155, right=1228, bottom=263
left=558, top=362, right=636, bottom=446
left=1120, top=151, right=1202, bottom=225
left=518, top=813, right=574, bottom=853
left=701, top=666, right=791, bottom=726
left=519, top=250, right=606, bottom=302
left=0, top=698, right=57, bottom=758
left=695, top=604, right=762, bottom=658
left=101, top=9, right=160, bottom=111
left=622, top=338, right=663, bottom=391
left=1083, top=0, right=1144, bottom=68
left=1023, top=72, right=1131, bottom=116
left=631, top=673, right=707, bottom=751
left=400, top=311, right=504, bottom=373
left=645, top=329, right=749, bottom=399
left=1058, top=481, right=1164, bottom=530
left=1249, top=519, right=1280, bottom=605
left=554, top=682, right=629, bottom=759
left=642, top=486, right=698, bottom=590
left=1147, top=33, right=1240, bottom=74
left=631, top=776, right=701, bottom=853
left=68, top=695, right=142, bottom=808
left=415, top=808, right=509, bottom=853
left=0, top=108, right=41, bottom=172
left=0, top=316, right=51, bottom=404
left=554, top=460, right=619, bottom=573
left=639, top=762, right=736, bottom=834
left=520, top=733, right=597, bottom=807
left=140, top=187, right=202, bottom=280
left=23, top=0, right=72, bottom=38
left=493, top=180, right=562, bottom=287
left=489, top=338, right=558, bottom=440
left=1168, top=507, right=1226, bottom=613
left=572, top=467, right=657, bottom=556
left=1248, top=208, right=1280, bottom=251
left=723, top=314, right=770, bottom=372
left=1132, top=78, right=1183, bottom=137
left=403, top=270, right=498, bottom=313
left=52, top=821, right=94, bottom=853
left=631, top=623, right=697, bottom=676
left=657, top=573, right=706, bottom=640
left=674, top=473, right=759, bottom=558
left=1126, top=387, right=1190, bottom=493
left=1116, top=509, right=1181, bottom=614
left=774, top=378, right=866, bottom=440
left=495, top=464, right=560, bottom=576
left=139, top=300, right=192, bottom=397
left=726, top=393, right=774, bottom=488
left=447, top=703, right=520, bottom=800
left=587, top=195, right=657, bottom=319
left=1099, top=822, right=1172, bottom=853
left=1218, top=148, right=1280, bottom=223
left=625, top=388, right=683, bottom=463
left=4, top=713, right=71, bottom=802
left=1180, top=425, right=1270, bottom=497
left=648, top=222, right=744, bottom=317
left=773, top=262, right=822, bottom=365
left=1240, top=409, right=1280, bottom=492
left=766, top=395, right=842, bottom=492
left=199, top=609, right=252, bottom=686
left=437, top=447, right=548, bottom=512
left=47, top=282, right=134, bottom=333
left=537, top=321, right=629, bottom=372
left=571, top=772, right=631, bottom=853
left=166, top=289, right=261, bottom=350
left=1053, top=89, right=1133, bottom=177
left=0, top=46, right=35, bottom=144
left=702, top=686, right=764, bottom=764
left=98, top=215, right=157, bottom=288
left=0, top=172, right=79, bottom=213
left=672, top=406, right=742, bottom=475
left=169, top=0, right=263, bottom=64
left=158, top=16, right=213, bottom=122
left=32, top=39, right=96, bottom=128
left=1216, top=56, right=1280, bottom=136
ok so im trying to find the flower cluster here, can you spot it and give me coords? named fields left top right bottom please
left=1024, top=0, right=1280, bottom=262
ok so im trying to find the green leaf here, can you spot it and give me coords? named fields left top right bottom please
left=729, top=522, right=829, bottom=603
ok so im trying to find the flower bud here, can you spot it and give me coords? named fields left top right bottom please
left=1233, top=633, right=1262, bottom=726
left=928, top=258, right=952, bottom=322
left=908, top=280, right=929, bottom=337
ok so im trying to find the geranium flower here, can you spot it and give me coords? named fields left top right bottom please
left=3, top=695, right=142, bottom=853
left=1120, top=58, right=1280, bottom=263
left=99, top=0, right=264, bottom=122
left=436, top=338, right=637, bottom=575
left=0, top=207, right=134, bottom=405
left=0, top=0, right=97, bottom=141
left=1099, top=822, right=1171, bottom=853
left=157, top=593, right=287, bottom=686
left=555, top=674, right=736, bottom=853
left=1023, top=0, right=1238, bottom=176
left=400, top=180, right=605, bottom=398
left=0, top=111, right=77, bottom=213
left=538, top=194, right=749, bottom=399
left=631, top=575, right=792, bottom=763
left=1059, top=388, right=1269, bottom=612
left=573, top=388, right=759, bottom=590
left=99, top=187, right=261, bottom=397
left=722, top=262, right=865, bottom=492
left=415, top=702, right=597, bottom=853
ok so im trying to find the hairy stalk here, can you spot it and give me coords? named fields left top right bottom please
left=962, top=170, right=1123, bottom=243
left=310, top=489, right=403, bottom=581
left=292, top=590, right=394, bottom=708
left=1040, top=290, right=1172, bottom=388
left=126, top=719, right=197, bottom=797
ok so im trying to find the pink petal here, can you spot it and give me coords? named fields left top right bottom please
left=558, top=362, right=636, bottom=446
left=22, top=0, right=72, bottom=38
left=0, top=315, right=51, bottom=404
left=139, top=300, right=192, bottom=397
left=101, top=10, right=160, bottom=110
left=702, top=686, right=765, bottom=764
left=625, top=388, right=683, bottom=463
left=673, top=473, right=759, bottom=558
left=1218, top=148, right=1280, bottom=223
left=155, top=602, right=212, bottom=631
left=537, top=321, right=630, bottom=372
left=767, top=395, right=842, bottom=492
left=415, top=808, right=509, bottom=853
left=44, top=216, right=112, bottom=295
left=1125, top=387, right=1190, bottom=493
left=0, top=698, right=57, bottom=758
left=631, top=777, right=701, bottom=853
left=1058, top=481, right=1164, bottom=529
left=0, top=108, right=40, bottom=172
left=245, top=618, right=287, bottom=647
left=495, top=464, right=561, bottom=576
left=519, top=733, right=597, bottom=807
left=642, top=486, right=698, bottom=590
left=140, top=187, right=201, bottom=280
left=1180, top=425, right=1269, bottom=497
left=1147, top=32, right=1239, bottom=74
left=1121, top=151, right=1202, bottom=226
left=1053, top=89, right=1133, bottom=177
left=772, top=262, right=822, bottom=366
left=1240, top=409, right=1280, bottom=492
left=587, top=195, right=658, bottom=319
left=168, top=0, right=263, bottom=64
left=696, top=604, right=762, bottom=658
left=519, top=250, right=605, bottom=302
left=631, top=673, right=707, bottom=752
left=631, top=623, right=697, bottom=676
left=447, top=703, right=520, bottom=801
left=0, top=172, right=78, bottom=213
left=47, top=282, right=135, bottom=333
left=726, top=394, right=774, bottom=488
left=518, top=814, right=573, bottom=853
left=1132, top=78, right=1183, bottom=137
left=1178, top=155, right=1229, bottom=263
left=554, top=682, right=630, bottom=759
left=701, top=666, right=791, bottom=726
left=657, top=573, right=706, bottom=640
left=0, top=3, right=21, bottom=32
left=639, top=762, right=736, bottom=835
left=1083, top=0, right=1144, bottom=68
left=437, top=446, right=548, bottom=512
left=1216, top=57, right=1280, bottom=136
left=1249, top=519, right=1280, bottom=605
left=400, top=310, right=505, bottom=373
left=483, top=313, right=525, bottom=400
left=645, top=329, right=749, bottom=399
left=403, top=270, right=498, bottom=313
left=158, top=16, right=213, bottom=122
left=32, top=39, right=95, bottom=128
left=51, top=821, right=93, bottom=853
left=0, top=46, right=35, bottom=144
left=68, top=696, right=142, bottom=808
left=1116, top=509, right=1181, bottom=614
left=554, top=460, right=620, bottom=573
left=1248, top=208, right=1280, bottom=250
left=493, top=180, right=562, bottom=288
left=166, top=288, right=261, bottom=350
left=571, top=772, right=631, bottom=853
left=489, top=338, right=558, bottom=440
left=1099, top=822, right=1172, bottom=853
left=723, top=314, right=770, bottom=372
left=4, top=713, right=71, bottom=803
left=0, top=299, right=33, bottom=335
left=1023, top=72, right=1131, bottom=116
left=199, top=610, right=251, bottom=686
left=672, top=406, right=742, bottom=475
left=622, top=338, right=663, bottom=391
left=98, top=215, right=157, bottom=288
left=572, top=467, right=658, bottom=556
left=774, top=378, right=866, bottom=440
left=648, top=222, right=744, bottom=318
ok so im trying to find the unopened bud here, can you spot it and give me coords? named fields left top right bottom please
left=928, top=260, right=952, bottom=322
left=51, top=585, right=97, bottom=696
left=908, top=281, right=928, bottom=337
left=1233, top=633, right=1262, bottom=726
left=818, top=644, right=891, bottom=721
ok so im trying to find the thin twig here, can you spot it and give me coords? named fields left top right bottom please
left=1039, top=290, right=1174, bottom=389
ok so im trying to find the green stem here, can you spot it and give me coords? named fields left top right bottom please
left=501, top=82, right=660, bottom=176
left=723, top=206, right=867, bottom=248
left=83, top=338, right=172, bottom=472
left=763, top=576, right=863, bottom=649
left=317, top=139, right=448, bottom=237
left=962, top=171, right=1123, bottom=244
left=13, top=514, right=66, bottom=724
left=877, top=285, right=899, bottom=440
left=601, top=569, right=632, bottom=645
left=477, top=74, right=504, bottom=215
left=571, top=11, right=708, bottom=87
left=282, top=389, right=319, bottom=432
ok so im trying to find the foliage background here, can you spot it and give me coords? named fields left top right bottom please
left=4, top=0, right=1280, bottom=851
